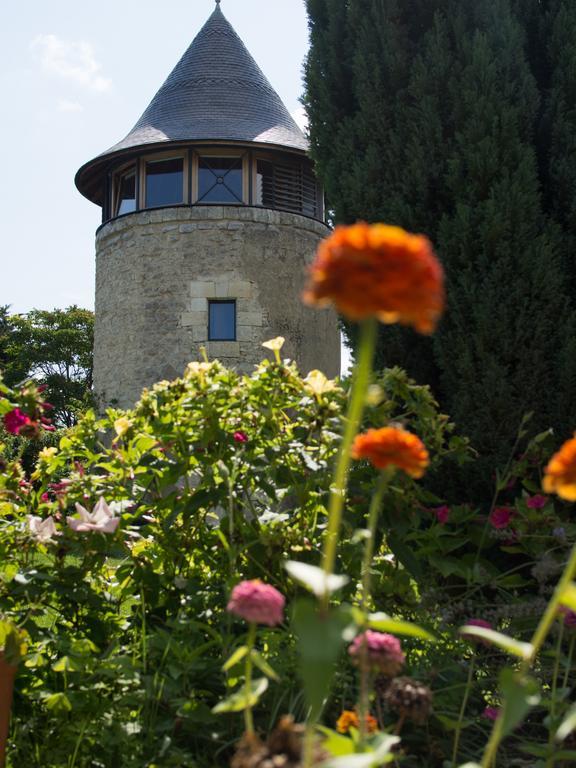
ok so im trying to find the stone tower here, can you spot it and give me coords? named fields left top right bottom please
left=75, top=2, right=340, bottom=409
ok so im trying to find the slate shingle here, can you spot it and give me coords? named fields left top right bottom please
left=77, top=5, right=308, bottom=202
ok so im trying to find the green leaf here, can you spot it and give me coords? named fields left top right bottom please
left=292, top=599, right=349, bottom=721
left=387, top=533, right=423, bottom=580
left=52, top=655, right=83, bottom=673
left=499, top=668, right=540, bottom=738
left=317, top=727, right=355, bottom=757
left=45, top=692, right=72, bottom=714
left=285, top=561, right=348, bottom=597
left=321, top=734, right=400, bottom=767
left=556, top=702, right=576, bottom=742
left=250, top=650, right=279, bottom=681
left=222, top=645, right=248, bottom=672
left=212, top=678, right=268, bottom=714
left=459, top=626, right=533, bottom=660
left=368, top=613, right=436, bottom=642
left=434, top=713, right=474, bottom=732
left=559, top=583, right=576, bottom=612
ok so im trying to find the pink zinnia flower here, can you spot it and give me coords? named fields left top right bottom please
left=227, top=580, right=285, bottom=626
left=233, top=431, right=248, bottom=444
left=3, top=408, right=31, bottom=435
left=489, top=506, right=514, bottom=530
left=526, top=494, right=548, bottom=510
left=348, top=630, right=405, bottom=676
left=482, top=706, right=500, bottom=721
left=434, top=505, right=450, bottom=524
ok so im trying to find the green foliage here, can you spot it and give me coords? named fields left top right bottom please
left=304, top=0, right=576, bottom=495
left=1, top=356, right=576, bottom=766
left=1, top=306, right=93, bottom=427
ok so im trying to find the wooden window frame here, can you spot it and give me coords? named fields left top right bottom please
left=140, top=150, right=189, bottom=209
left=192, top=149, right=248, bottom=205
left=112, top=162, right=138, bottom=218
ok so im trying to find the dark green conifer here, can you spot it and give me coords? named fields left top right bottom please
left=304, top=0, right=576, bottom=489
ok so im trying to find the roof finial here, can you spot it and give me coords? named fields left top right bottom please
left=215, top=0, right=220, bottom=5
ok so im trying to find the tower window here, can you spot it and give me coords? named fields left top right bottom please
left=145, top=157, right=184, bottom=207
left=198, top=156, right=243, bottom=203
left=115, top=167, right=136, bottom=216
left=208, top=300, right=236, bottom=341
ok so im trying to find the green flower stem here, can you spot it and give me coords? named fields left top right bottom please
left=451, top=654, right=476, bottom=767
left=481, top=537, right=576, bottom=768
left=361, top=469, right=393, bottom=612
left=546, top=621, right=564, bottom=768
left=321, top=317, right=377, bottom=595
left=562, top=633, right=575, bottom=691
left=358, top=469, right=391, bottom=747
left=244, top=623, right=257, bottom=735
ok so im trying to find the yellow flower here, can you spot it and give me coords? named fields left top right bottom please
left=262, top=336, right=285, bottom=352
left=304, top=370, right=338, bottom=397
left=38, top=447, right=58, bottom=462
left=114, top=417, right=132, bottom=437
left=185, top=361, right=214, bottom=377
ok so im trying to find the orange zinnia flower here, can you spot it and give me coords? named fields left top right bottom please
left=303, top=222, right=444, bottom=333
left=336, top=710, right=378, bottom=735
left=543, top=435, right=576, bottom=501
left=352, top=426, right=429, bottom=478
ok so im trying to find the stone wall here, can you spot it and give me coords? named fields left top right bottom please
left=94, top=206, right=341, bottom=409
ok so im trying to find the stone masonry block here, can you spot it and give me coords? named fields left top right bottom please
left=189, top=298, right=208, bottom=311
left=228, top=281, right=253, bottom=298
left=192, top=326, right=208, bottom=342
left=180, top=311, right=207, bottom=328
left=236, top=325, right=254, bottom=342
left=190, top=281, right=216, bottom=298
left=214, top=283, right=230, bottom=298
left=207, top=341, right=240, bottom=357
left=238, top=312, right=263, bottom=326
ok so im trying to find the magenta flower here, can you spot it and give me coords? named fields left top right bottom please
left=434, top=505, right=450, bottom=524
left=348, top=630, right=405, bottom=676
left=3, top=408, right=31, bottom=435
left=489, top=506, right=514, bottom=530
left=526, top=494, right=548, bottom=510
left=233, top=431, right=248, bottom=444
left=482, top=706, right=500, bottom=721
left=559, top=606, right=576, bottom=629
left=227, top=580, right=285, bottom=626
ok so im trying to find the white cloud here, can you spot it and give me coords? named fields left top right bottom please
left=57, top=99, right=83, bottom=113
left=291, top=105, right=308, bottom=132
left=31, top=34, right=111, bottom=92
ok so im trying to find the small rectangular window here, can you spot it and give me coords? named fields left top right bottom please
left=208, top=300, right=236, bottom=341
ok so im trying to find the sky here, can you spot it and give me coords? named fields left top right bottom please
left=2, top=0, right=352, bottom=372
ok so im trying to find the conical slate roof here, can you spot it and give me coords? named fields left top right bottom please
left=110, top=3, right=308, bottom=153
left=76, top=3, right=308, bottom=202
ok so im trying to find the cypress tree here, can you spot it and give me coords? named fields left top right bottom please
left=304, top=0, right=576, bottom=490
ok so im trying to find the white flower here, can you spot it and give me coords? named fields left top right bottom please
left=28, top=515, right=59, bottom=543
left=304, top=369, right=338, bottom=397
left=262, top=336, right=285, bottom=352
left=67, top=498, right=119, bottom=534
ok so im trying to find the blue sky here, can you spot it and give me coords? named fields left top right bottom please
left=1, top=0, right=310, bottom=313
